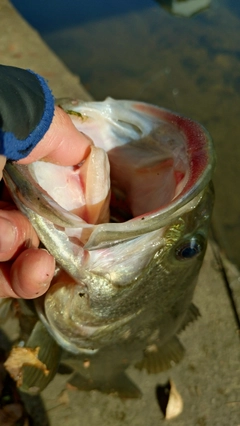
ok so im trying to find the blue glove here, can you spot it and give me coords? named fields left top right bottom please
left=0, top=65, right=54, bottom=161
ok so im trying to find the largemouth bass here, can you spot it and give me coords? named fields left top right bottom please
left=3, top=98, right=215, bottom=397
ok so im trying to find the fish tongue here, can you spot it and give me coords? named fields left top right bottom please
left=77, top=145, right=111, bottom=224
left=108, top=138, right=176, bottom=218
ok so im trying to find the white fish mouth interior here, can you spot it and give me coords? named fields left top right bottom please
left=29, top=103, right=189, bottom=225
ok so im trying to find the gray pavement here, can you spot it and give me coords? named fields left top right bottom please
left=1, top=2, right=240, bottom=424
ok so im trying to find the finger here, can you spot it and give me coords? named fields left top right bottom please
left=17, top=106, right=92, bottom=167
left=0, top=262, right=17, bottom=298
left=10, top=248, right=55, bottom=299
left=0, top=206, right=39, bottom=261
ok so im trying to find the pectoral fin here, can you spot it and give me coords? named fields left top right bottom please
left=179, top=303, right=200, bottom=333
left=5, top=321, right=62, bottom=395
left=135, top=336, right=185, bottom=374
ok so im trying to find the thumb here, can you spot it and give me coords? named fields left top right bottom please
left=17, top=106, right=93, bottom=167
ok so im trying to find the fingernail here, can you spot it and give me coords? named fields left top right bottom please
left=0, top=217, right=17, bottom=252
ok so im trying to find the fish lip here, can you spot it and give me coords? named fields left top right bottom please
left=84, top=190, right=206, bottom=250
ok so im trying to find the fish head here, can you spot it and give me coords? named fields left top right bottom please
left=3, top=98, right=215, bottom=354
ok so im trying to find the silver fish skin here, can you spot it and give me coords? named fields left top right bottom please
left=3, top=98, right=215, bottom=395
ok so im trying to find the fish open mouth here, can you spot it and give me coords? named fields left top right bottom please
left=28, top=98, right=214, bottom=227
left=28, top=119, right=189, bottom=226
left=4, top=98, right=214, bottom=251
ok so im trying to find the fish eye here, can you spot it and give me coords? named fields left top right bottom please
left=175, top=235, right=206, bottom=261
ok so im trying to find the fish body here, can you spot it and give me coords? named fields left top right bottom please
left=3, top=98, right=215, bottom=395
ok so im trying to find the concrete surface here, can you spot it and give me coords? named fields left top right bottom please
left=0, top=0, right=91, bottom=101
left=0, top=1, right=240, bottom=425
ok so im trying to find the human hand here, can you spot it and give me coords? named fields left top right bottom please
left=0, top=106, right=92, bottom=298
